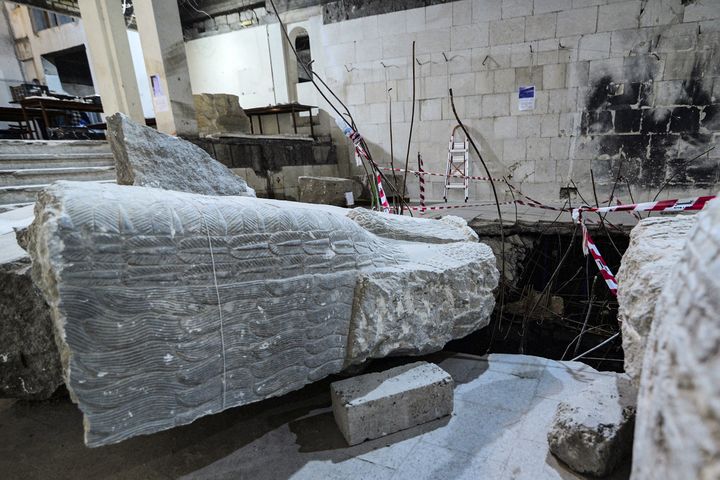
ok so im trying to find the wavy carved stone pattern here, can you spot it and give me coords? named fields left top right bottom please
left=28, top=181, right=497, bottom=447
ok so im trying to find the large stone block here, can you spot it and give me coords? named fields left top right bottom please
left=331, top=361, right=453, bottom=445
left=297, top=176, right=362, bottom=207
left=107, top=113, right=255, bottom=197
left=632, top=200, right=720, bottom=479
left=193, top=93, right=251, bottom=138
left=27, top=181, right=497, bottom=447
left=616, top=215, right=697, bottom=386
left=547, top=373, right=637, bottom=477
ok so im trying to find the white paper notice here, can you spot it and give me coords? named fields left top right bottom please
left=518, top=85, right=536, bottom=111
left=150, top=74, right=169, bottom=113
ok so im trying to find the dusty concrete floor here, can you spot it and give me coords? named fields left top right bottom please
left=0, top=353, right=630, bottom=480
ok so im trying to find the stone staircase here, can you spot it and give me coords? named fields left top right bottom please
left=0, top=140, right=115, bottom=208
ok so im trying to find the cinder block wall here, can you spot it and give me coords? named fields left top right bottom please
left=314, top=0, right=720, bottom=204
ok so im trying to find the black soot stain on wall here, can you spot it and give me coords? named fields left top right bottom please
left=582, top=54, right=719, bottom=189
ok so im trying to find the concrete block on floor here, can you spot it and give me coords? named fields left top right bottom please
left=331, top=362, right=454, bottom=446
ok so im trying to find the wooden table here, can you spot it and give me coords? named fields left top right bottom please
left=244, top=103, right=317, bottom=138
left=17, top=97, right=104, bottom=139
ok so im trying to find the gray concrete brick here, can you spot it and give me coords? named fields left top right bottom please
left=453, top=0, right=472, bottom=26
left=663, top=52, right=698, bottom=80
left=421, top=75, right=449, bottom=99
left=489, top=17, right=525, bottom=45
left=515, top=66, right=544, bottom=91
left=510, top=42, right=534, bottom=67
left=501, top=0, right=533, bottom=19
left=504, top=138, right=527, bottom=161
left=331, top=362, right=454, bottom=446
left=383, top=33, right=417, bottom=58
left=557, top=6, right=598, bottom=37
left=365, top=81, right=388, bottom=104
left=518, top=115, right=543, bottom=137
left=450, top=72, right=476, bottom=96
left=525, top=13, right=557, bottom=41
left=448, top=49, right=473, bottom=74
left=494, top=68, right=516, bottom=93
left=566, top=61, right=590, bottom=87
left=541, top=113, right=560, bottom=137
left=426, top=4, right=453, bottom=29
left=451, top=23, right=490, bottom=49
left=378, top=10, right=408, bottom=35
left=543, top=63, right=566, bottom=89
left=356, top=37, right=383, bottom=63
left=483, top=93, right=510, bottom=116
left=578, top=32, right=611, bottom=61
left=406, top=7, right=426, bottom=33
left=639, top=0, right=684, bottom=27
left=573, top=0, right=607, bottom=7
left=465, top=94, right=483, bottom=117
left=551, top=136, right=571, bottom=160
left=683, top=1, right=720, bottom=22
left=326, top=41, right=356, bottom=67
left=416, top=28, right=451, bottom=54
left=527, top=137, right=551, bottom=161
left=421, top=98, right=443, bottom=120
left=472, top=0, right=502, bottom=22
left=548, top=88, right=578, bottom=114
left=346, top=83, right=365, bottom=105
left=535, top=0, right=572, bottom=14
left=476, top=70, right=495, bottom=94
left=598, top=1, right=642, bottom=32
left=494, top=115, right=518, bottom=138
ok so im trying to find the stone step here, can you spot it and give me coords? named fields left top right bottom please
left=0, top=152, right=115, bottom=170
left=0, top=180, right=115, bottom=205
left=0, top=140, right=111, bottom=155
left=0, top=166, right=116, bottom=186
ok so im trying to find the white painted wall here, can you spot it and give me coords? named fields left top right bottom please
left=127, top=30, right=154, bottom=118
left=185, top=26, right=277, bottom=108
left=0, top=7, right=24, bottom=107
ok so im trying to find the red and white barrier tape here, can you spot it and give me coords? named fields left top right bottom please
left=574, top=209, right=619, bottom=296
left=407, top=201, right=515, bottom=212
left=418, top=155, right=426, bottom=212
left=572, top=194, right=716, bottom=296
left=376, top=174, right=390, bottom=213
left=575, top=195, right=716, bottom=215
left=378, top=166, right=504, bottom=182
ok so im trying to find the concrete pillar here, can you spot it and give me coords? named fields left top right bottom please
left=77, top=0, right=144, bottom=122
left=134, top=0, right=197, bottom=136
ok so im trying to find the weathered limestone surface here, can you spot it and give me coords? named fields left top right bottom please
left=107, top=113, right=255, bottom=197
left=193, top=93, right=251, bottom=137
left=632, top=201, right=720, bottom=480
left=28, top=181, right=497, bottom=447
left=547, top=373, right=636, bottom=477
left=331, top=362, right=453, bottom=445
left=616, top=215, right=697, bottom=386
left=297, top=176, right=362, bottom=207
left=348, top=210, right=479, bottom=244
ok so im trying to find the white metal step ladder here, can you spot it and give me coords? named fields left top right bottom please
left=444, top=125, right=469, bottom=202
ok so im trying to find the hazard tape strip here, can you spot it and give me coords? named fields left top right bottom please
left=576, top=195, right=716, bottom=215
left=376, top=174, right=390, bottom=213
left=378, top=166, right=504, bottom=183
left=572, top=194, right=716, bottom=297
left=407, top=201, right=515, bottom=212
